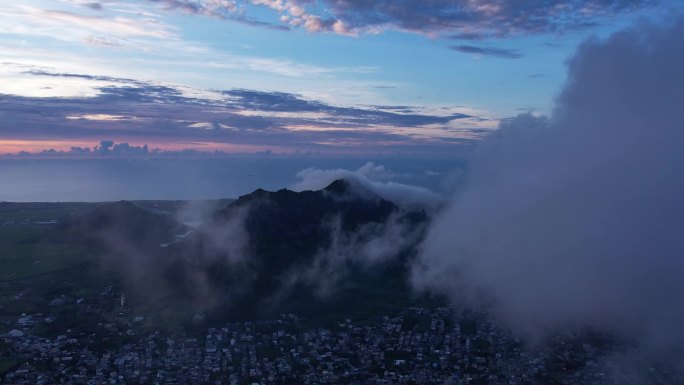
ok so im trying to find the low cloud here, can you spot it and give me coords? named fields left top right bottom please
left=10, top=140, right=175, bottom=158
left=413, top=16, right=684, bottom=373
left=450, top=45, right=522, bottom=59
left=291, top=162, right=443, bottom=208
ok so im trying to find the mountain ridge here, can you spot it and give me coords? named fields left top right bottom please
left=162, top=178, right=431, bottom=320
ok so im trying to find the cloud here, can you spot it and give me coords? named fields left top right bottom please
left=150, top=0, right=239, bottom=15
left=0, top=5, right=352, bottom=80
left=290, top=162, right=442, bottom=207
left=0, top=70, right=487, bottom=156
left=281, top=211, right=423, bottom=298
left=147, top=0, right=290, bottom=30
left=40, top=8, right=173, bottom=38
left=149, top=0, right=654, bottom=37
left=6, top=140, right=251, bottom=158
left=413, top=15, right=684, bottom=373
left=86, top=2, right=104, bottom=11
left=223, top=88, right=470, bottom=126
left=450, top=45, right=522, bottom=59
left=0, top=5, right=176, bottom=40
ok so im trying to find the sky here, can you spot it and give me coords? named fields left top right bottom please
left=0, top=0, right=680, bottom=199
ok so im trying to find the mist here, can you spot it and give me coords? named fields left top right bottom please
left=291, top=162, right=444, bottom=208
left=280, top=211, right=426, bottom=298
left=413, top=15, right=684, bottom=369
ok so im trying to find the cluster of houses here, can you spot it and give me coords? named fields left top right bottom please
left=4, top=302, right=674, bottom=385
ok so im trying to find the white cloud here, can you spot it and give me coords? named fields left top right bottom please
left=0, top=4, right=176, bottom=42
left=413, top=17, right=684, bottom=371
left=291, top=162, right=442, bottom=207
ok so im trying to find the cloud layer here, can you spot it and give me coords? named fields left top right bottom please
left=413, top=15, right=684, bottom=369
left=151, top=0, right=653, bottom=37
left=291, top=162, right=443, bottom=207
left=0, top=69, right=487, bottom=156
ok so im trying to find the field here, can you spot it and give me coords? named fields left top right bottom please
left=0, top=202, right=111, bottom=314
left=0, top=200, right=237, bottom=335
left=0, top=224, right=103, bottom=328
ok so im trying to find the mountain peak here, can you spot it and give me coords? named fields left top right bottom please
left=323, top=178, right=354, bottom=194
left=193, top=178, right=400, bottom=257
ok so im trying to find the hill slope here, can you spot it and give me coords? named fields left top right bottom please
left=163, top=179, right=432, bottom=321
left=46, top=200, right=189, bottom=253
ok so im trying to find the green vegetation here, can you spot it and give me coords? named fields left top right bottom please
left=0, top=202, right=95, bottom=223
left=0, top=200, right=233, bottom=336
left=0, top=204, right=112, bottom=337
left=0, top=360, right=21, bottom=376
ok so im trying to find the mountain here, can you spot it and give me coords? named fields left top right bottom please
left=163, top=179, right=432, bottom=322
left=36, top=180, right=436, bottom=325
left=202, top=178, right=397, bottom=259
left=47, top=200, right=189, bottom=251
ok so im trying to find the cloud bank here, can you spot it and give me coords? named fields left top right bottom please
left=291, top=162, right=443, bottom=207
left=413, top=15, right=684, bottom=369
left=0, top=70, right=485, bottom=156
left=151, top=0, right=653, bottom=37
left=7, top=140, right=242, bottom=158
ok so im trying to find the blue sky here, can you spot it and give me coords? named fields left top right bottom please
left=1, top=0, right=679, bottom=157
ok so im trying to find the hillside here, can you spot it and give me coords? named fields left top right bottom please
left=47, top=200, right=189, bottom=251
left=162, top=179, right=433, bottom=322
left=0, top=181, right=437, bottom=329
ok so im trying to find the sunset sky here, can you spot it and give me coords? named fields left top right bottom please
left=1, top=0, right=678, bottom=157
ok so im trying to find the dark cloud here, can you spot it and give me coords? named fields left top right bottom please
left=450, top=45, right=522, bottom=58
left=223, top=88, right=470, bottom=125
left=23, top=70, right=144, bottom=86
left=413, top=16, right=684, bottom=374
left=363, top=105, right=417, bottom=114
left=323, top=0, right=650, bottom=35
left=222, top=89, right=330, bottom=112
left=152, top=0, right=654, bottom=37
left=96, top=140, right=114, bottom=153
left=448, top=32, right=487, bottom=40
left=0, top=72, right=483, bottom=155
left=85, top=2, right=103, bottom=10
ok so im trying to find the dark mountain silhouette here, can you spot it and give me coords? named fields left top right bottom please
left=39, top=180, right=436, bottom=324
left=163, top=179, right=432, bottom=321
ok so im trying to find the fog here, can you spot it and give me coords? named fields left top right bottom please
left=413, top=16, right=684, bottom=369
left=281, top=211, right=425, bottom=298
left=290, top=162, right=444, bottom=208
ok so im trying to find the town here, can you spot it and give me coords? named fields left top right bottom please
left=3, top=292, right=676, bottom=385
